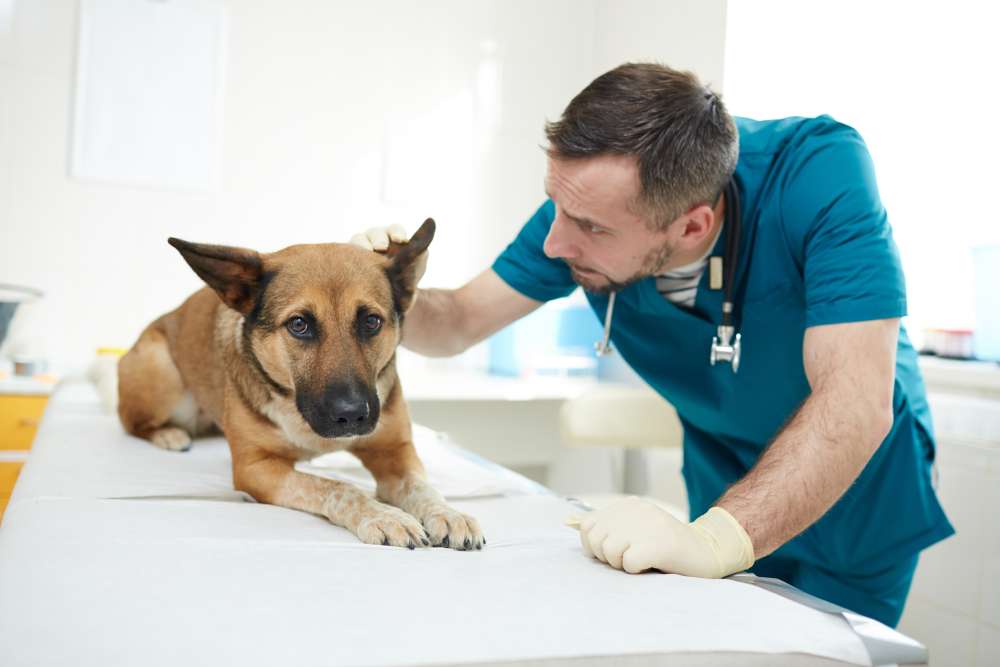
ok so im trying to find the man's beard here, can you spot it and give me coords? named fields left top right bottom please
left=567, top=239, right=674, bottom=294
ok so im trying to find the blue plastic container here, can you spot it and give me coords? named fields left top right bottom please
left=487, top=300, right=602, bottom=377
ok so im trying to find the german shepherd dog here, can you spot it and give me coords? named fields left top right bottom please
left=117, top=219, right=484, bottom=550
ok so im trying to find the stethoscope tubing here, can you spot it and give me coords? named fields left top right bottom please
left=594, top=178, right=742, bottom=362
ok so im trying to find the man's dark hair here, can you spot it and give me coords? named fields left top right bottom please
left=545, top=62, right=738, bottom=229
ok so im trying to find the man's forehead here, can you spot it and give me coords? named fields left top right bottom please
left=546, top=154, right=642, bottom=217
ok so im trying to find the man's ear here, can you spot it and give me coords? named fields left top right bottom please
left=674, top=203, right=717, bottom=250
left=384, top=218, right=435, bottom=315
left=167, top=238, right=264, bottom=315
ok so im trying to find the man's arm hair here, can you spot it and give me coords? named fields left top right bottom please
left=715, top=318, right=898, bottom=558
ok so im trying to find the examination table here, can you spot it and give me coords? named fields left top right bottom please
left=0, top=381, right=928, bottom=666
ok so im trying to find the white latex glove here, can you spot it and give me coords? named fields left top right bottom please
left=349, top=224, right=408, bottom=252
left=574, top=496, right=755, bottom=577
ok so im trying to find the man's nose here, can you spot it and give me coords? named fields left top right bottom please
left=543, top=212, right=578, bottom=260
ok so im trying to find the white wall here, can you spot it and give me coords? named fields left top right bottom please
left=593, top=0, right=727, bottom=91
left=0, top=0, right=726, bottom=371
left=899, top=387, right=1000, bottom=667
left=724, top=0, right=1000, bottom=340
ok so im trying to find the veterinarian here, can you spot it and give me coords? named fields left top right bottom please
left=351, top=62, right=953, bottom=628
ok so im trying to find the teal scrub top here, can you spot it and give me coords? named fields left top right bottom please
left=492, top=115, right=954, bottom=572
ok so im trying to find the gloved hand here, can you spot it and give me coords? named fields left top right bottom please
left=575, top=496, right=755, bottom=577
left=349, top=224, right=409, bottom=252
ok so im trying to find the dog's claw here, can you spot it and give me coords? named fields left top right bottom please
left=421, top=507, right=484, bottom=551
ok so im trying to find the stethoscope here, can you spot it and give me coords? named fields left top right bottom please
left=595, top=179, right=743, bottom=373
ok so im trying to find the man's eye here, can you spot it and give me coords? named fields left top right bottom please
left=582, top=223, right=609, bottom=236
left=287, top=317, right=311, bottom=338
left=364, top=314, right=383, bottom=334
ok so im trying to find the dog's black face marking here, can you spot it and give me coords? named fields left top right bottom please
left=240, top=271, right=292, bottom=397
left=245, top=271, right=277, bottom=332
left=295, top=380, right=381, bottom=438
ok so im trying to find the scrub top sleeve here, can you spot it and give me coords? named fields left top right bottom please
left=491, top=199, right=578, bottom=302
left=780, top=129, right=907, bottom=328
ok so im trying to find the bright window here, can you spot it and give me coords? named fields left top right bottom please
left=724, top=0, right=1000, bottom=343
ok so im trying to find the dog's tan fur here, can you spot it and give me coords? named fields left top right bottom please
left=117, top=220, right=483, bottom=550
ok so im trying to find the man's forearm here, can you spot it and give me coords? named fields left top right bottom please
left=398, top=269, right=541, bottom=358
left=399, top=288, right=471, bottom=357
left=715, top=389, right=892, bottom=559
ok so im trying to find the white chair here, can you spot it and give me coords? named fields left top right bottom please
left=550, top=384, right=687, bottom=518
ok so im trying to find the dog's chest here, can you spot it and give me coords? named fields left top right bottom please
left=258, top=399, right=358, bottom=457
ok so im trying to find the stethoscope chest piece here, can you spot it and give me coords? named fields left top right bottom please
left=710, top=324, right=741, bottom=373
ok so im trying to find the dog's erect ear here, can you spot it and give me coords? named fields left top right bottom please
left=167, top=238, right=264, bottom=315
left=384, top=218, right=435, bottom=315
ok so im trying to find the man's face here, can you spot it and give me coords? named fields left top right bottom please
left=542, top=154, right=676, bottom=294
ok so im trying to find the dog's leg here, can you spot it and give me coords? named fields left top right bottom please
left=117, top=325, right=193, bottom=452
left=233, top=453, right=432, bottom=548
left=353, top=442, right=485, bottom=550
left=225, top=397, right=430, bottom=548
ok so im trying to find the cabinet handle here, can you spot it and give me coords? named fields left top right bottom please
left=17, top=417, right=39, bottom=428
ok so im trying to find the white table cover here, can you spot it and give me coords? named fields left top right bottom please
left=0, top=382, right=926, bottom=666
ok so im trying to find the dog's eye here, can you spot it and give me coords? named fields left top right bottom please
left=364, top=314, right=383, bottom=334
left=287, top=317, right=312, bottom=338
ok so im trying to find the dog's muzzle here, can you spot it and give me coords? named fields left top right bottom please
left=297, top=381, right=380, bottom=438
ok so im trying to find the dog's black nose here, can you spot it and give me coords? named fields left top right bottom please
left=296, top=381, right=380, bottom=438
left=331, top=395, right=369, bottom=424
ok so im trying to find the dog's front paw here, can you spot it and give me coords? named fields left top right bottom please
left=422, top=506, right=484, bottom=550
left=149, top=426, right=192, bottom=452
left=355, top=504, right=431, bottom=550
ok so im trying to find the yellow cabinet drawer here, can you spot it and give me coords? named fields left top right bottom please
left=0, top=460, right=26, bottom=521
left=0, top=395, right=49, bottom=450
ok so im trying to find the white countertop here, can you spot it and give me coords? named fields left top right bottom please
left=0, top=372, right=59, bottom=396
left=917, top=355, right=1000, bottom=398
left=401, top=368, right=602, bottom=402
left=399, top=356, right=1000, bottom=404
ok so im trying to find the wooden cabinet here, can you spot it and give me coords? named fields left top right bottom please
left=1, top=395, right=49, bottom=451
left=0, top=460, right=26, bottom=519
left=0, top=380, right=54, bottom=522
